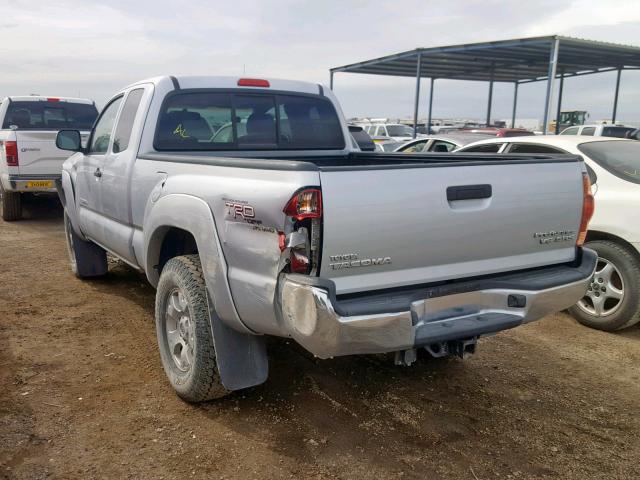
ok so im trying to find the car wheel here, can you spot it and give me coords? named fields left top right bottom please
left=155, top=255, right=229, bottom=402
left=0, top=186, right=22, bottom=221
left=64, top=211, right=108, bottom=278
left=568, top=240, right=640, bottom=331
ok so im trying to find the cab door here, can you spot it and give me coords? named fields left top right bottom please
left=98, top=86, right=151, bottom=264
left=76, top=95, right=123, bottom=243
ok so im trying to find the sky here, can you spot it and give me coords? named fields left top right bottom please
left=1, top=0, right=640, bottom=124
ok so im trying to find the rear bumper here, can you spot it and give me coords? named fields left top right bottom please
left=278, top=248, right=597, bottom=358
left=3, top=174, right=60, bottom=193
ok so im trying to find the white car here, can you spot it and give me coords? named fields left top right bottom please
left=0, top=96, right=98, bottom=220
left=559, top=124, right=636, bottom=138
left=458, top=135, right=640, bottom=331
left=391, top=133, right=495, bottom=153
left=362, top=123, right=420, bottom=142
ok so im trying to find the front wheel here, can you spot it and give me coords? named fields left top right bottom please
left=568, top=240, right=640, bottom=331
left=155, top=255, right=229, bottom=402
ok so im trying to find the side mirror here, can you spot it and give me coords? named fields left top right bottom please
left=56, top=130, right=83, bottom=152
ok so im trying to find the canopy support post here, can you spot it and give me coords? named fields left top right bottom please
left=412, top=53, right=422, bottom=139
left=511, top=82, right=518, bottom=128
left=486, top=65, right=494, bottom=127
left=612, top=68, right=622, bottom=123
left=542, top=37, right=560, bottom=133
left=427, top=78, right=435, bottom=134
left=329, top=71, right=334, bottom=90
left=555, top=70, right=565, bottom=134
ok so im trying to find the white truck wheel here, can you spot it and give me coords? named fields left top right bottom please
left=0, top=187, right=22, bottom=221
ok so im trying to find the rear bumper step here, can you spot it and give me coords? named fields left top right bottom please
left=277, top=248, right=597, bottom=358
left=5, top=174, right=61, bottom=192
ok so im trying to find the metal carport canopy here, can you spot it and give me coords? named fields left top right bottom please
left=329, top=36, right=640, bottom=134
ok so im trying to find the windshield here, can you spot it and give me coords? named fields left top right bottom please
left=578, top=141, right=640, bottom=184
left=2, top=101, right=98, bottom=130
left=386, top=125, right=413, bottom=137
left=155, top=92, right=344, bottom=151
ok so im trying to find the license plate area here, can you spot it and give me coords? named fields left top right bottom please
left=26, top=180, right=53, bottom=188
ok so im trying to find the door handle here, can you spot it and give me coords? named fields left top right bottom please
left=94, top=168, right=102, bottom=178
left=447, top=184, right=492, bottom=201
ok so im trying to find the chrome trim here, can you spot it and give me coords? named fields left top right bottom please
left=279, top=262, right=595, bottom=359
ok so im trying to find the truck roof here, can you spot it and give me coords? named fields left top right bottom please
left=124, top=75, right=325, bottom=96
left=2, top=95, right=95, bottom=104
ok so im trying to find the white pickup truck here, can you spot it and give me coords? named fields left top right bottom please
left=0, top=96, right=98, bottom=220
left=55, top=76, right=597, bottom=402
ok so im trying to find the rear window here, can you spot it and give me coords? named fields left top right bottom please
left=602, top=126, right=635, bottom=138
left=2, top=101, right=98, bottom=130
left=509, top=144, right=564, bottom=154
left=578, top=141, right=640, bottom=184
left=154, top=92, right=345, bottom=151
left=463, top=143, right=503, bottom=153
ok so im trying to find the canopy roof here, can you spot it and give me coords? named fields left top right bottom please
left=330, top=36, right=640, bottom=84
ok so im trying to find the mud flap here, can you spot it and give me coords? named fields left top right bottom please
left=206, top=291, right=269, bottom=391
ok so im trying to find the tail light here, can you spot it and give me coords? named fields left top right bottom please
left=577, top=172, right=595, bottom=246
left=282, top=188, right=322, bottom=274
left=5, top=141, right=19, bottom=166
left=237, top=78, right=270, bottom=88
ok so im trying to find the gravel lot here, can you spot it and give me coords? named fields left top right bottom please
left=2, top=197, right=640, bottom=480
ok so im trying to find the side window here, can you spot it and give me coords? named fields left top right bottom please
left=376, top=126, right=386, bottom=136
left=581, top=127, right=595, bottom=136
left=509, top=144, right=564, bottom=154
left=89, top=97, right=123, bottom=154
left=429, top=140, right=456, bottom=152
left=112, top=89, right=144, bottom=154
left=401, top=140, right=427, bottom=153
left=463, top=143, right=503, bottom=153
left=560, top=127, right=579, bottom=135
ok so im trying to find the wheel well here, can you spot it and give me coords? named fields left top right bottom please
left=586, top=231, right=640, bottom=261
left=157, top=228, right=199, bottom=274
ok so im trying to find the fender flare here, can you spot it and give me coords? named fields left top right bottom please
left=58, top=170, right=87, bottom=240
left=143, top=193, right=268, bottom=391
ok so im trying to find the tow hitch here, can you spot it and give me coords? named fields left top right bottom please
left=394, top=337, right=478, bottom=366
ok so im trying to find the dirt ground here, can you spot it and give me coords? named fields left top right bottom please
left=1, top=197, right=639, bottom=480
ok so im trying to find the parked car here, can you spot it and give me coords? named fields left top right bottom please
left=0, top=96, right=98, bottom=220
left=560, top=124, right=636, bottom=138
left=348, top=125, right=376, bottom=151
left=56, top=76, right=595, bottom=401
left=364, top=123, right=419, bottom=142
left=463, top=127, right=535, bottom=137
left=458, top=135, right=640, bottom=331
left=392, top=133, right=494, bottom=153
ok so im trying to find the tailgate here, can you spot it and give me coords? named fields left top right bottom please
left=15, top=131, right=89, bottom=176
left=319, top=159, right=584, bottom=294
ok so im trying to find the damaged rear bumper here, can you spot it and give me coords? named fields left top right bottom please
left=278, top=248, right=597, bottom=358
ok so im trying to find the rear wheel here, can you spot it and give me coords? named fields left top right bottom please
left=568, top=240, right=640, bottom=331
left=64, top=212, right=108, bottom=278
left=0, top=186, right=22, bottom=221
left=155, top=255, right=229, bottom=402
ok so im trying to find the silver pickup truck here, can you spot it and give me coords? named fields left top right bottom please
left=55, top=75, right=597, bottom=402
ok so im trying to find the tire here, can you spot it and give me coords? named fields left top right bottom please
left=155, top=255, right=229, bottom=402
left=64, top=212, right=108, bottom=278
left=568, top=240, right=640, bottom=331
left=0, top=187, right=22, bottom=221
